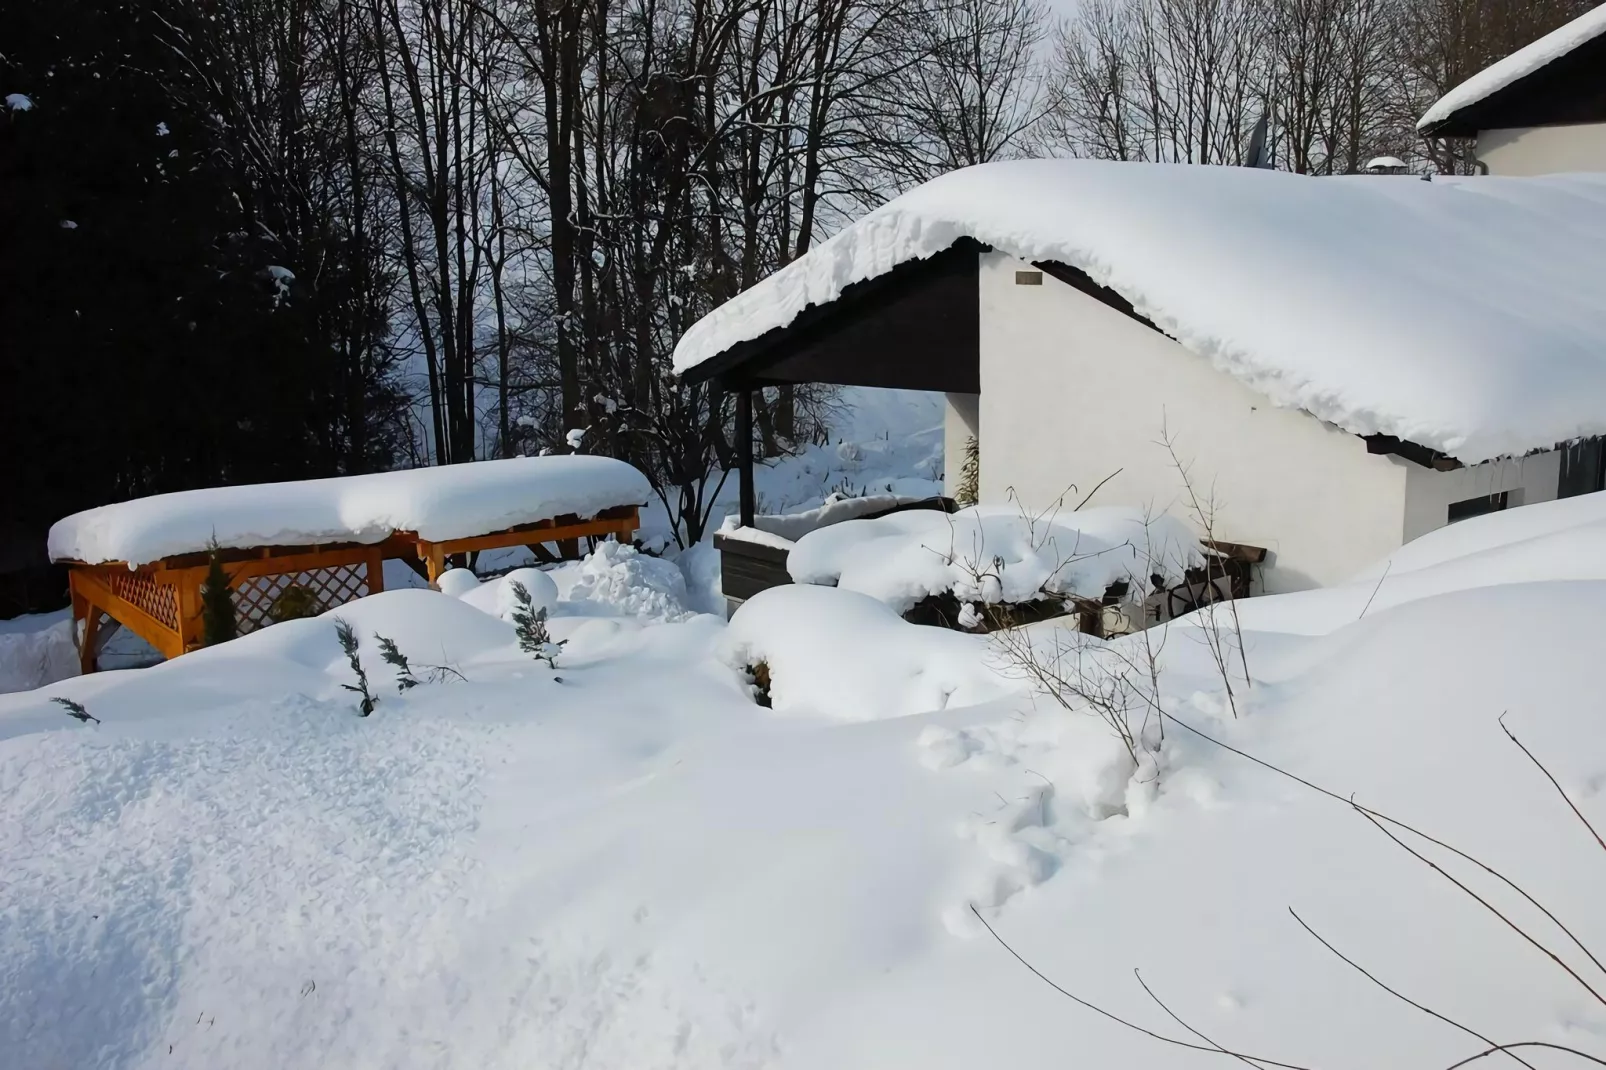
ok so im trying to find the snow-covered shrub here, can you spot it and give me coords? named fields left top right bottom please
left=721, top=584, right=1013, bottom=720
left=435, top=568, right=481, bottom=598
left=494, top=568, right=558, bottom=620
left=566, top=542, right=691, bottom=623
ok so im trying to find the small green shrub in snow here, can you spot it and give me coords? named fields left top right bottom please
left=375, top=633, right=419, bottom=691
left=53, top=697, right=100, bottom=724
left=334, top=618, right=376, bottom=716
left=509, top=580, right=565, bottom=668
left=269, top=583, right=323, bottom=623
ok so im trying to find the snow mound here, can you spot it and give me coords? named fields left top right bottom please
left=218, top=588, right=517, bottom=675
left=721, top=584, right=1015, bottom=720
left=788, top=505, right=1200, bottom=614
left=1233, top=488, right=1606, bottom=634
left=435, top=567, right=482, bottom=597
left=1419, top=4, right=1606, bottom=132
left=674, top=159, right=1606, bottom=463
left=4, top=482, right=1606, bottom=1066
left=0, top=615, right=78, bottom=694
left=452, top=567, right=560, bottom=624
left=563, top=542, right=693, bottom=623
left=48, top=454, right=653, bottom=566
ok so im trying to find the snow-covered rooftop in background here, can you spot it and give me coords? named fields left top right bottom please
left=1418, top=3, right=1606, bottom=132
left=673, top=159, right=1606, bottom=464
left=48, top=455, right=654, bottom=566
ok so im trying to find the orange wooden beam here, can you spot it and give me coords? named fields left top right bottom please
left=69, top=568, right=185, bottom=662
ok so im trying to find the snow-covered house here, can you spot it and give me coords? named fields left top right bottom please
left=676, top=159, right=1606, bottom=595
left=1418, top=3, right=1606, bottom=175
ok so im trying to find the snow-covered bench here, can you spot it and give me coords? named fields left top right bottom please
left=49, top=456, right=653, bottom=671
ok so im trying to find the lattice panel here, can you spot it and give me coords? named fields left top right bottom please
left=111, top=569, right=179, bottom=629
left=231, top=563, right=371, bottom=635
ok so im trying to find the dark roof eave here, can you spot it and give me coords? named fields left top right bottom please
left=678, top=237, right=990, bottom=386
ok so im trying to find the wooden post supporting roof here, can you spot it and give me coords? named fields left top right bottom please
left=736, top=388, right=756, bottom=529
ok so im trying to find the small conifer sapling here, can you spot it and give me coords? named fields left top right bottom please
left=375, top=633, right=419, bottom=691
left=333, top=618, right=377, bottom=715
left=508, top=580, right=566, bottom=669
left=201, top=539, right=237, bottom=645
left=53, top=697, right=100, bottom=724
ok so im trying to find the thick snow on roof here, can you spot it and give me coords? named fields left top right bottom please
left=673, top=159, right=1606, bottom=463
left=48, top=455, right=654, bottom=566
left=1418, top=3, right=1606, bottom=132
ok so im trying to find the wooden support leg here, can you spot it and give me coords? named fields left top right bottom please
left=79, top=607, right=101, bottom=675
left=365, top=546, right=386, bottom=595
left=736, top=387, right=756, bottom=528
left=423, top=543, right=446, bottom=587
left=556, top=537, right=580, bottom=560
left=174, top=573, right=202, bottom=653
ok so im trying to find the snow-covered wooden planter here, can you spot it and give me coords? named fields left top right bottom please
left=714, top=495, right=956, bottom=617
left=50, top=456, right=653, bottom=672
left=723, top=502, right=1265, bottom=637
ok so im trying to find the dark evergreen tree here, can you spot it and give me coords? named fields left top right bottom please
left=1, top=0, right=408, bottom=616
left=201, top=543, right=237, bottom=646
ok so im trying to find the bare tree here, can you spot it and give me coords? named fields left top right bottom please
left=876, top=0, right=1051, bottom=184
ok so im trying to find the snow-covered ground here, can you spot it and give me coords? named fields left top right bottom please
left=4, top=389, right=1605, bottom=1068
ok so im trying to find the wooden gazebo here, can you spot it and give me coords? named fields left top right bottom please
left=51, top=457, right=652, bottom=673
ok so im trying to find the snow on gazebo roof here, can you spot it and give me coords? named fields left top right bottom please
left=49, top=455, right=654, bottom=567
left=1418, top=4, right=1606, bottom=136
left=673, top=159, right=1606, bottom=464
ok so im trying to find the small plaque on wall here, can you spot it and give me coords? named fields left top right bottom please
left=1014, top=270, right=1043, bottom=285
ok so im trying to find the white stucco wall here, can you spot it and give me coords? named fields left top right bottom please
left=1403, top=450, right=1561, bottom=540
left=975, top=253, right=1412, bottom=592
left=1476, top=123, right=1606, bottom=175
left=943, top=392, right=979, bottom=494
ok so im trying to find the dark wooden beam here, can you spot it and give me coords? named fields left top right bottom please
left=684, top=239, right=985, bottom=392
left=736, top=387, right=755, bottom=528
left=1364, top=434, right=1463, bottom=470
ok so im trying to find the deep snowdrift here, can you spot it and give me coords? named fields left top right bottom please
left=674, top=159, right=1606, bottom=463
left=4, top=494, right=1605, bottom=1068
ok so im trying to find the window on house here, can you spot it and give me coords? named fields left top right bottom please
left=1447, top=491, right=1509, bottom=524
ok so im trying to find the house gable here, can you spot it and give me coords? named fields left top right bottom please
left=679, top=240, right=982, bottom=393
